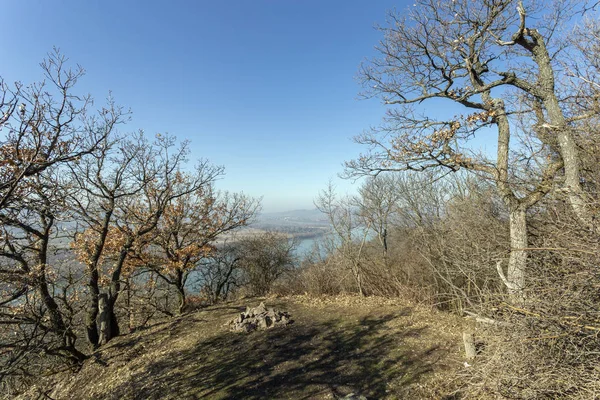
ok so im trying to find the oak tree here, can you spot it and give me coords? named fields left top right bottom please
left=345, top=0, right=598, bottom=295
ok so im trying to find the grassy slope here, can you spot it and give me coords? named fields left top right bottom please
left=27, top=296, right=468, bottom=399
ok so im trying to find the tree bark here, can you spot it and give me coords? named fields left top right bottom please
left=176, top=270, right=186, bottom=314
left=84, top=207, right=114, bottom=348
left=86, top=270, right=100, bottom=348
left=98, top=293, right=111, bottom=346
left=518, top=28, right=598, bottom=235
left=507, top=208, right=527, bottom=294
left=100, top=236, right=134, bottom=344
left=496, top=208, right=528, bottom=299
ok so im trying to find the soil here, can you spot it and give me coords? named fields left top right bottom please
left=22, top=295, right=469, bottom=399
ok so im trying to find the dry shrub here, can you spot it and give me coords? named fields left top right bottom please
left=464, top=300, right=600, bottom=399
left=182, top=295, right=211, bottom=312
left=291, top=175, right=509, bottom=309
left=460, top=121, right=600, bottom=398
left=424, top=185, right=509, bottom=312
left=284, top=234, right=437, bottom=304
left=355, top=236, right=438, bottom=303
left=237, top=232, right=296, bottom=296
left=279, top=258, right=357, bottom=296
left=463, top=194, right=600, bottom=399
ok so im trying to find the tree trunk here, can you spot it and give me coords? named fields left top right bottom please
left=37, top=225, right=86, bottom=363
left=355, top=266, right=365, bottom=297
left=100, top=236, right=134, bottom=344
left=508, top=208, right=527, bottom=293
left=524, top=28, right=598, bottom=235
left=109, top=308, right=120, bottom=339
left=176, top=270, right=186, bottom=314
left=548, top=103, right=598, bottom=234
left=85, top=209, right=113, bottom=348
left=85, top=268, right=100, bottom=348
left=96, top=292, right=121, bottom=346
left=381, top=228, right=389, bottom=270
left=496, top=208, right=528, bottom=299
left=98, top=293, right=111, bottom=346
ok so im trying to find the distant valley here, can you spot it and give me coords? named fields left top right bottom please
left=252, top=209, right=330, bottom=239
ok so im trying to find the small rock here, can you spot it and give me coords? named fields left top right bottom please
left=255, top=302, right=267, bottom=314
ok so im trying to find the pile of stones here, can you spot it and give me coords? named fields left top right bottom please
left=226, top=302, right=293, bottom=332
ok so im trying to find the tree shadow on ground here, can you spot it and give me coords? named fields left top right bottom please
left=106, top=309, right=445, bottom=399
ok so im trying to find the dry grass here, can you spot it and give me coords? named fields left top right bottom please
left=19, top=295, right=469, bottom=400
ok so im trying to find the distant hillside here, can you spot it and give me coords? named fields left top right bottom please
left=258, top=209, right=329, bottom=226
left=253, top=209, right=330, bottom=239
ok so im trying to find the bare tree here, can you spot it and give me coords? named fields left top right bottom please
left=353, top=173, right=404, bottom=263
left=237, top=232, right=297, bottom=296
left=0, top=49, right=125, bottom=212
left=68, top=132, right=149, bottom=348
left=315, top=183, right=371, bottom=296
left=0, top=168, right=85, bottom=365
left=344, top=0, right=599, bottom=296
left=196, top=242, right=243, bottom=304
left=149, top=186, right=260, bottom=314
left=0, top=51, right=125, bottom=385
left=71, top=133, right=223, bottom=344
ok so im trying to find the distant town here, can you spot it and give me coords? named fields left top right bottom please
left=253, top=209, right=330, bottom=239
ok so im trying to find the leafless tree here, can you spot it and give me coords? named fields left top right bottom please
left=0, top=167, right=85, bottom=365
left=195, top=242, right=244, bottom=304
left=315, top=183, right=372, bottom=296
left=237, top=232, right=297, bottom=296
left=71, top=133, right=224, bottom=344
left=353, top=174, right=404, bottom=263
left=345, top=0, right=599, bottom=296
left=0, top=49, right=125, bottom=212
left=149, top=186, right=260, bottom=314
left=68, top=132, right=150, bottom=348
left=0, top=51, right=125, bottom=385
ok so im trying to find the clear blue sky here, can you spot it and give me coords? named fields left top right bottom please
left=1, top=0, right=412, bottom=212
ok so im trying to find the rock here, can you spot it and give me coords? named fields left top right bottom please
left=226, top=303, right=293, bottom=333
left=258, top=317, right=268, bottom=330
left=254, top=302, right=267, bottom=314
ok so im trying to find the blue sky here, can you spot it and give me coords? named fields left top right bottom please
left=1, top=0, right=413, bottom=212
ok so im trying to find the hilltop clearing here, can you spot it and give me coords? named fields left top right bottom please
left=21, top=296, right=468, bottom=400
